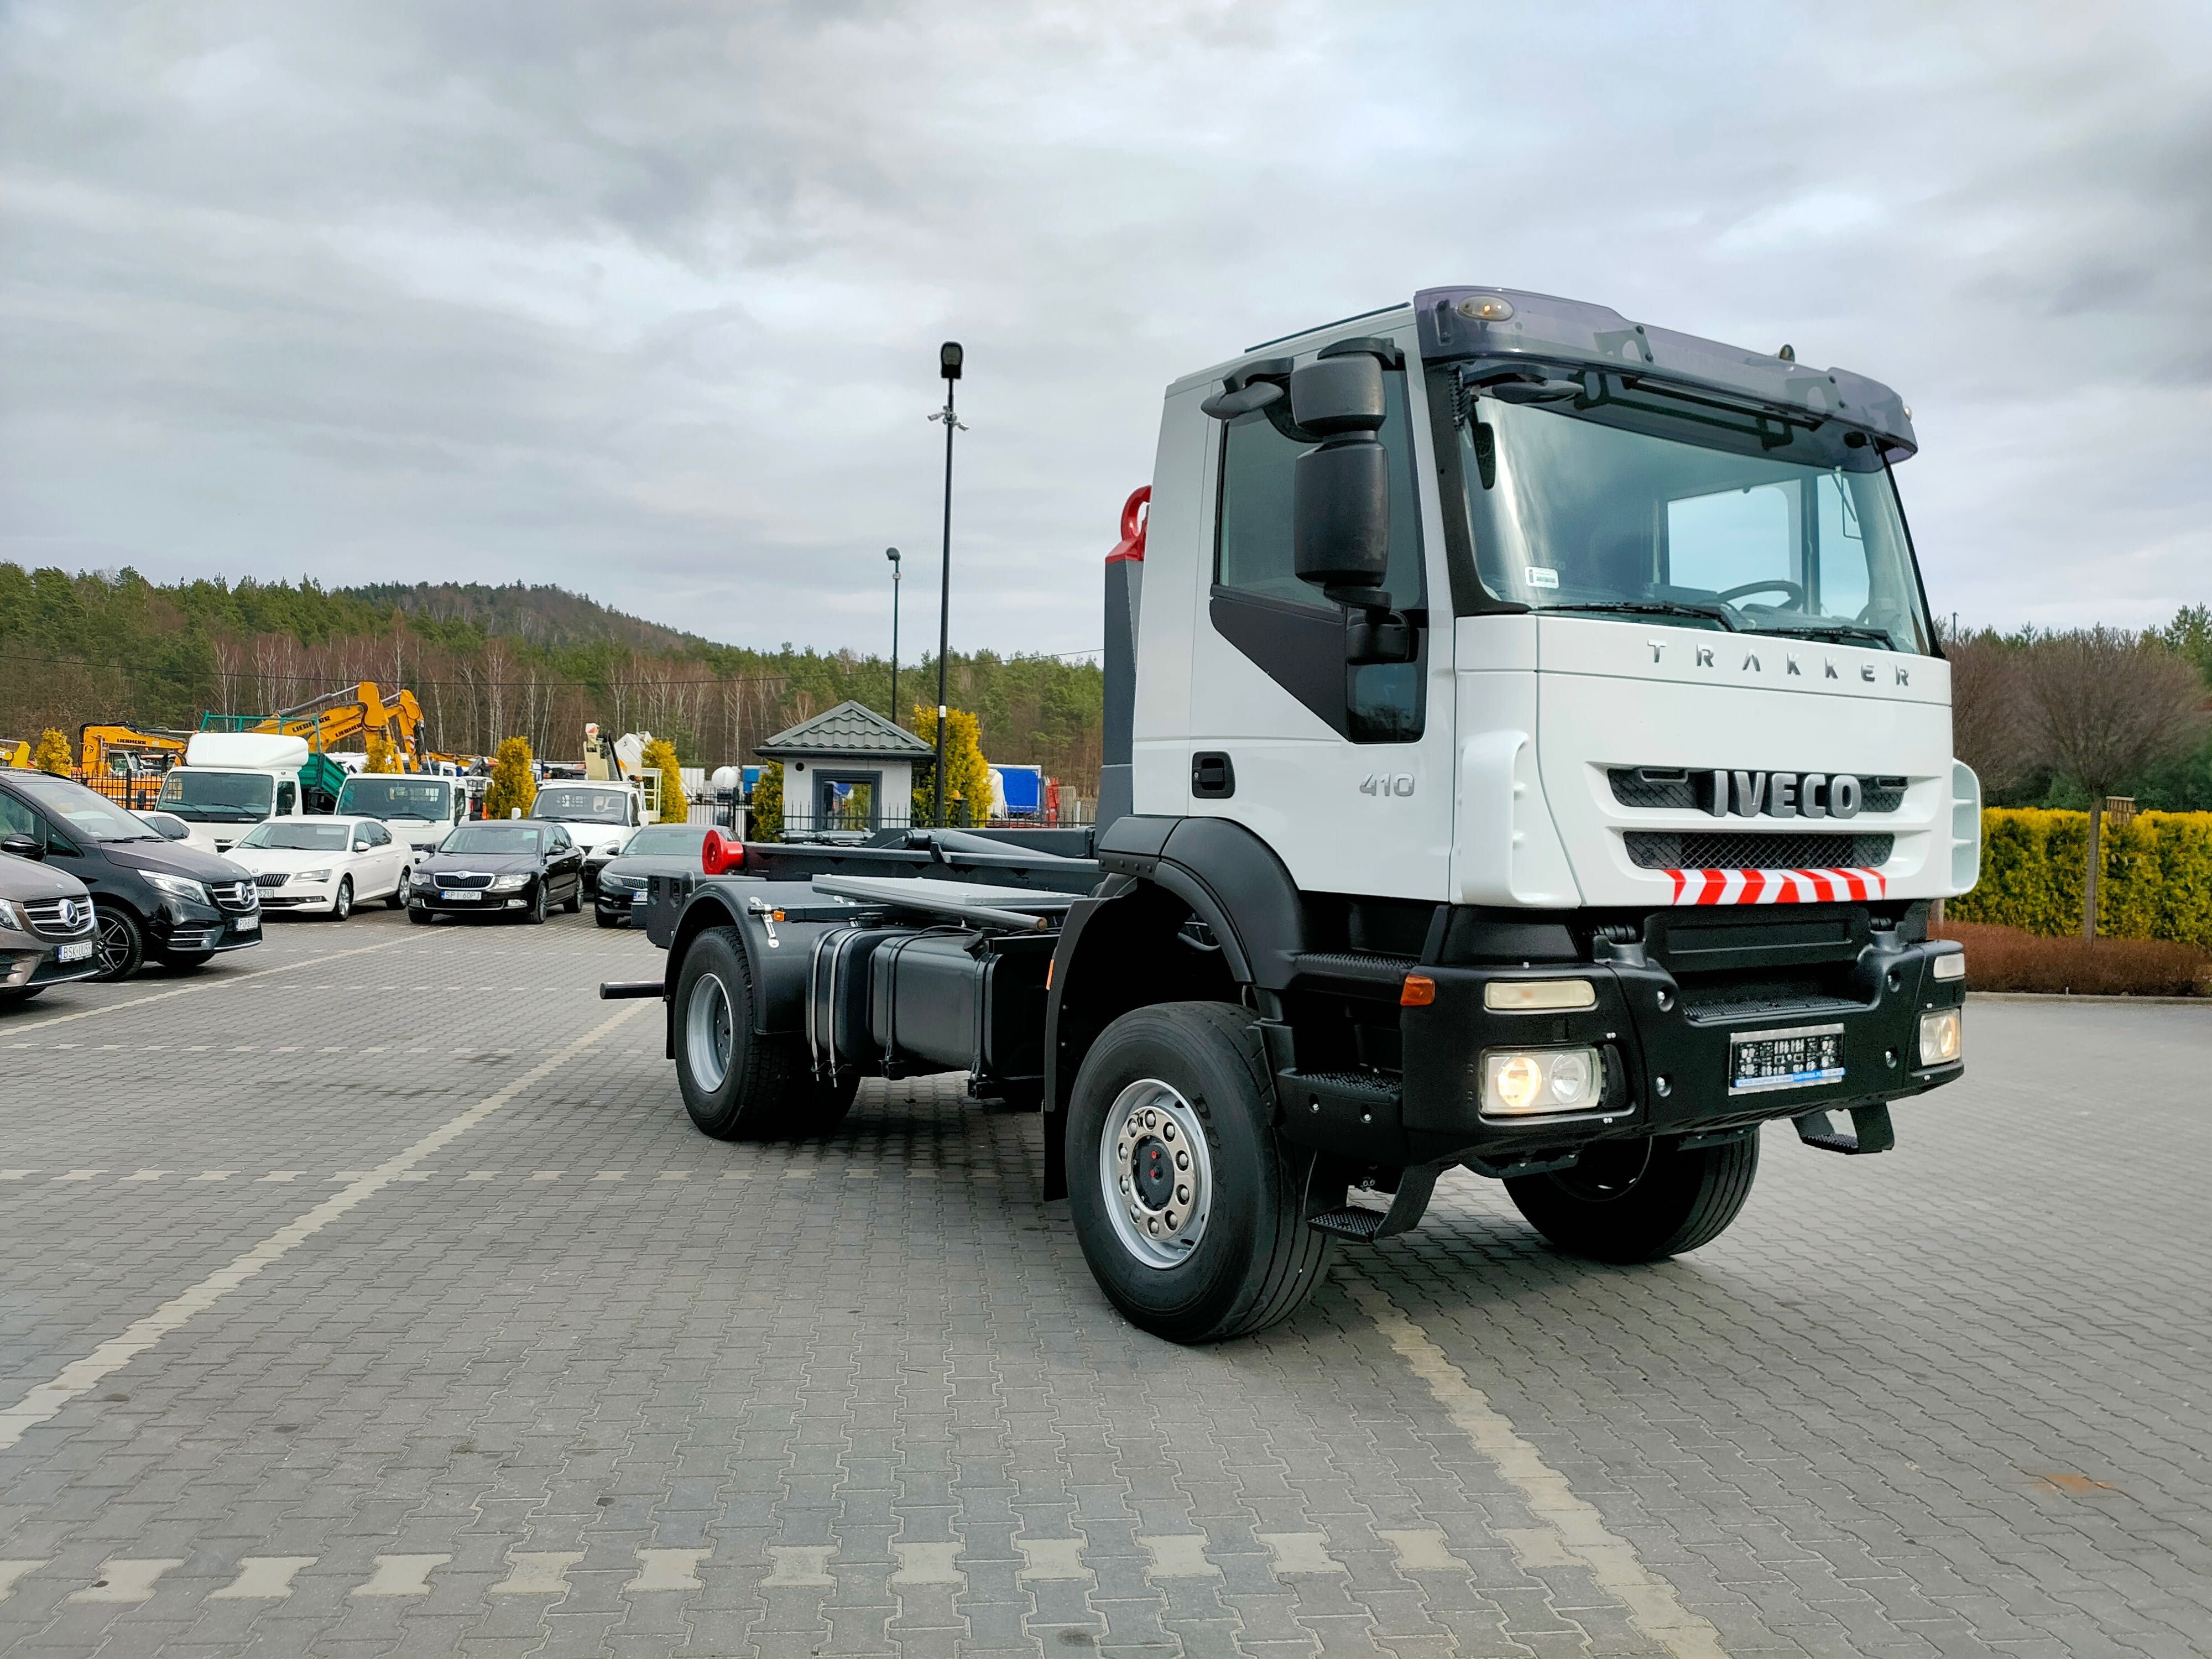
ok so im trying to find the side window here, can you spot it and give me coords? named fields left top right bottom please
left=0, top=790, right=40, bottom=842
left=1212, top=363, right=1426, bottom=743
left=275, top=780, right=298, bottom=816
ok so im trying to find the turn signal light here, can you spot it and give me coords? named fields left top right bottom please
left=1400, top=974, right=1436, bottom=1007
left=1931, top=952, right=1966, bottom=982
left=702, top=830, right=744, bottom=875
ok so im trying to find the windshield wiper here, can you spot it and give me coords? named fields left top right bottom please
left=1551, top=600, right=1738, bottom=631
left=1746, top=621, right=1896, bottom=650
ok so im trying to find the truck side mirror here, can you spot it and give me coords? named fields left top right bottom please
left=1290, top=354, right=1414, bottom=666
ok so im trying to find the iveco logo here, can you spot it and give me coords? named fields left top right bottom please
left=1648, top=639, right=1912, bottom=687
left=1711, top=770, right=1859, bottom=820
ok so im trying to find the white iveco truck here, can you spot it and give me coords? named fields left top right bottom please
left=610, top=287, right=1980, bottom=1344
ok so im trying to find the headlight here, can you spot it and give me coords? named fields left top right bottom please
left=294, top=868, right=332, bottom=883
left=1481, top=1046, right=1603, bottom=1117
left=0, top=898, right=22, bottom=931
left=1917, top=1008, right=1961, bottom=1066
left=489, top=873, right=530, bottom=892
left=144, top=872, right=210, bottom=904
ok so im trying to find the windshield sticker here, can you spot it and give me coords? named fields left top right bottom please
left=1525, top=565, right=1560, bottom=589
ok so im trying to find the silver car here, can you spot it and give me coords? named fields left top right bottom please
left=0, top=836, right=101, bottom=1005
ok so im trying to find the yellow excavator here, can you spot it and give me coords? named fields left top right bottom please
left=238, top=681, right=430, bottom=768
left=79, top=724, right=190, bottom=781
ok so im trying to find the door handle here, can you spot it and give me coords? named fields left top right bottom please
left=1191, top=752, right=1235, bottom=799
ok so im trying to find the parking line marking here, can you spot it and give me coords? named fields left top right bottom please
left=625, top=1548, right=708, bottom=1592
left=123, top=1171, right=168, bottom=1182
left=490, top=1551, right=584, bottom=1595
left=1256, top=1532, right=1345, bottom=1576
left=70, top=1557, right=184, bottom=1602
left=4, top=937, right=412, bottom=1035
left=0, top=1171, right=31, bottom=1181
left=210, top=1556, right=317, bottom=1599
left=1135, top=1535, right=1220, bottom=1579
left=1014, top=1538, right=1090, bottom=1582
left=656, top=1170, right=690, bottom=1181
left=0, top=1560, right=48, bottom=1600
left=761, top=1546, right=834, bottom=1588
left=1379, top=1528, right=1470, bottom=1574
left=0, top=1001, right=647, bottom=1454
left=591, top=1170, right=625, bottom=1181
left=891, top=1542, right=964, bottom=1587
left=258, top=1172, right=301, bottom=1183
left=192, top=1171, right=233, bottom=1182
left=531, top=1171, right=562, bottom=1180
left=464, top=1171, right=499, bottom=1181
left=351, top=1553, right=448, bottom=1597
left=1348, top=1277, right=1731, bottom=1659
left=54, top=1170, right=104, bottom=1182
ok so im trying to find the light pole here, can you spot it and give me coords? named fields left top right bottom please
left=885, top=547, right=901, bottom=723
left=928, top=341, right=964, bottom=828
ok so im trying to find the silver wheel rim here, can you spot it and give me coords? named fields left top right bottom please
left=686, top=972, right=734, bottom=1093
left=1099, top=1078, right=1212, bottom=1269
left=334, top=879, right=350, bottom=919
left=96, top=912, right=133, bottom=974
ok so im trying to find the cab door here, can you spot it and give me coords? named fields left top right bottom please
left=1184, top=326, right=1458, bottom=900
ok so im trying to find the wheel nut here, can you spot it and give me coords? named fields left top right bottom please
left=1177, top=1185, right=1189, bottom=1203
left=1120, top=1177, right=1130, bottom=1193
left=1165, top=1210, right=1177, bottom=1228
left=1163, top=1124, right=1176, bottom=1141
left=1146, top=1217, right=1161, bottom=1235
left=1175, top=1151, right=1188, bottom=1169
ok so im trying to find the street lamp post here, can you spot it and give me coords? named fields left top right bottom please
left=885, top=546, right=901, bottom=723
left=928, top=342, right=964, bottom=828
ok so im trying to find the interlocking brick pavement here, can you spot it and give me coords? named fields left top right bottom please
left=2, top=907, right=2207, bottom=1656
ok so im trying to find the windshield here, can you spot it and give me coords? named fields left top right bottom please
left=620, top=825, right=707, bottom=857
left=336, top=777, right=451, bottom=820
left=1454, top=381, right=1933, bottom=653
left=237, top=821, right=352, bottom=851
left=158, top=769, right=278, bottom=822
left=440, top=825, right=544, bottom=855
left=5, top=773, right=160, bottom=841
left=533, top=786, right=630, bottom=825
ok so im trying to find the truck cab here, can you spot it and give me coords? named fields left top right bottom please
left=333, top=771, right=467, bottom=861
left=633, top=286, right=1977, bottom=1345
left=156, top=733, right=319, bottom=855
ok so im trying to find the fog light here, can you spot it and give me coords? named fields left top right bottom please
left=1931, top=952, right=1966, bottom=982
left=1484, top=978, right=1596, bottom=1012
left=1482, top=1047, right=1604, bottom=1117
left=1917, top=1008, right=1961, bottom=1066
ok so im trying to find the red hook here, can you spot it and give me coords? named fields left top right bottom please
left=1107, top=486, right=1150, bottom=564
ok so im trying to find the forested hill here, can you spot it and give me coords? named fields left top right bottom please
left=340, top=581, right=703, bottom=654
left=0, top=564, right=1104, bottom=794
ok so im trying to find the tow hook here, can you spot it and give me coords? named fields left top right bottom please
left=1793, top=1103, right=1895, bottom=1155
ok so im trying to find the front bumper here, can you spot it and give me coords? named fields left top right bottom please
left=150, top=901, right=263, bottom=954
left=1381, top=931, right=1965, bottom=1167
left=410, top=885, right=534, bottom=916
left=594, top=886, right=645, bottom=923
left=3, top=938, right=102, bottom=989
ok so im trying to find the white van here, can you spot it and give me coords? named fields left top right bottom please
left=156, top=733, right=315, bottom=855
left=529, top=780, right=646, bottom=860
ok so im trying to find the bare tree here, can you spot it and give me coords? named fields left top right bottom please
left=1945, top=632, right=2031, bottom=791
left=2021, top=627, right=2208, bottom=937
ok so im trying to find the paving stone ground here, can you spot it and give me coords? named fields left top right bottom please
left=2, top=906, right=2207, bottom=1658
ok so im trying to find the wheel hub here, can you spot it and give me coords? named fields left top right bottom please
left=1100, top=1081, right=1211, bottom=1269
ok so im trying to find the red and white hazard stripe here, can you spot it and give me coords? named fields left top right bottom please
left=1664, top=867, right=1888, bottom=905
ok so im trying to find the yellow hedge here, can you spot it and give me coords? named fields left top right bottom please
left=1950, top=808, right=2212, bottom=948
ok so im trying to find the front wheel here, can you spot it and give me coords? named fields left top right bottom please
left=1066, top=1001, right=1333, bottom=1344
left=672, top=926, right=851, bottom=1139
left=523, top=882, right=547, bottom=925
left=594, top=908, right=622, bottom=929
left=1504, top=1133, right=1759, bottom=1264
left=330, top=877, right=353, bottom=921
left=92, top=905, right=145, bottom=981
left=408, top=905, right=434, bottom=925
left=158, top=951, right=214, bottom=973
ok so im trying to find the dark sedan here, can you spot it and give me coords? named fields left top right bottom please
left=408, top=820, right=584, bottom=925
left=590, top=822, right=709, bottom=927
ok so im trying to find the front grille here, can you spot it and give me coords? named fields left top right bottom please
left=1625, top=831, right=1895, bottom=870
left=207, top=880, right=259, bottom=912
left=255, top=872, right=291, bottom=888
left=1609, top=769, right=1908, bottom=815
left=20, top=897, right=95, bottom=939
left=436, top=872, right=495, bottom=889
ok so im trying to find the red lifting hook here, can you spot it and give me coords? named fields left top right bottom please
left=1107, top=486, right=1150, bottom=564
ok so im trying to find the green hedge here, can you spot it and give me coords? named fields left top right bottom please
left=1951, top=808, right=2212, bottom=947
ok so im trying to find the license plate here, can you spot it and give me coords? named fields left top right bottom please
left=1729, top=1022, right=1845, bottom=1095
left=59, top=940, right=93, bottom=962
left=232, top=914, right=259, bottom=932
left=441, top=890, right=481, bottom=901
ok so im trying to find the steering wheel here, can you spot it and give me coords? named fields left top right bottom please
left=1717, top=579, right=1805, bottom=607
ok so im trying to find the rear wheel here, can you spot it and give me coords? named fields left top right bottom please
left=92, top=905, right=145, bottom=981
left=1066, top=1001, right=1333, bottom=1344
left=385, top=878, right=406, bottom=909
left=673, top=925, right=852, bottom=1139
left=564, top=881, right=581, bottom=914
left=1504, top=1133, right=1759, bottom=1264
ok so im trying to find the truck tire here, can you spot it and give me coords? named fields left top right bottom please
left=1066, top=1001, right=1334, bottom=1344
left=1504, top=1133, right=1759, bottom=1264
left=673, top=925, right=852, bottom=1140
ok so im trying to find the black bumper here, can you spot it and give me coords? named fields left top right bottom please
left=150, top=904, right=263, bottom=954
left=1286, top=934, right=1965, bottom=1169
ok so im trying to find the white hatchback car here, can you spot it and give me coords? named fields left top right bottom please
left=225, top=816, right=411, bottom=920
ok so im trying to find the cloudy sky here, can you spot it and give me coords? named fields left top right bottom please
left=3, top=1, right=2206, bottom=656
